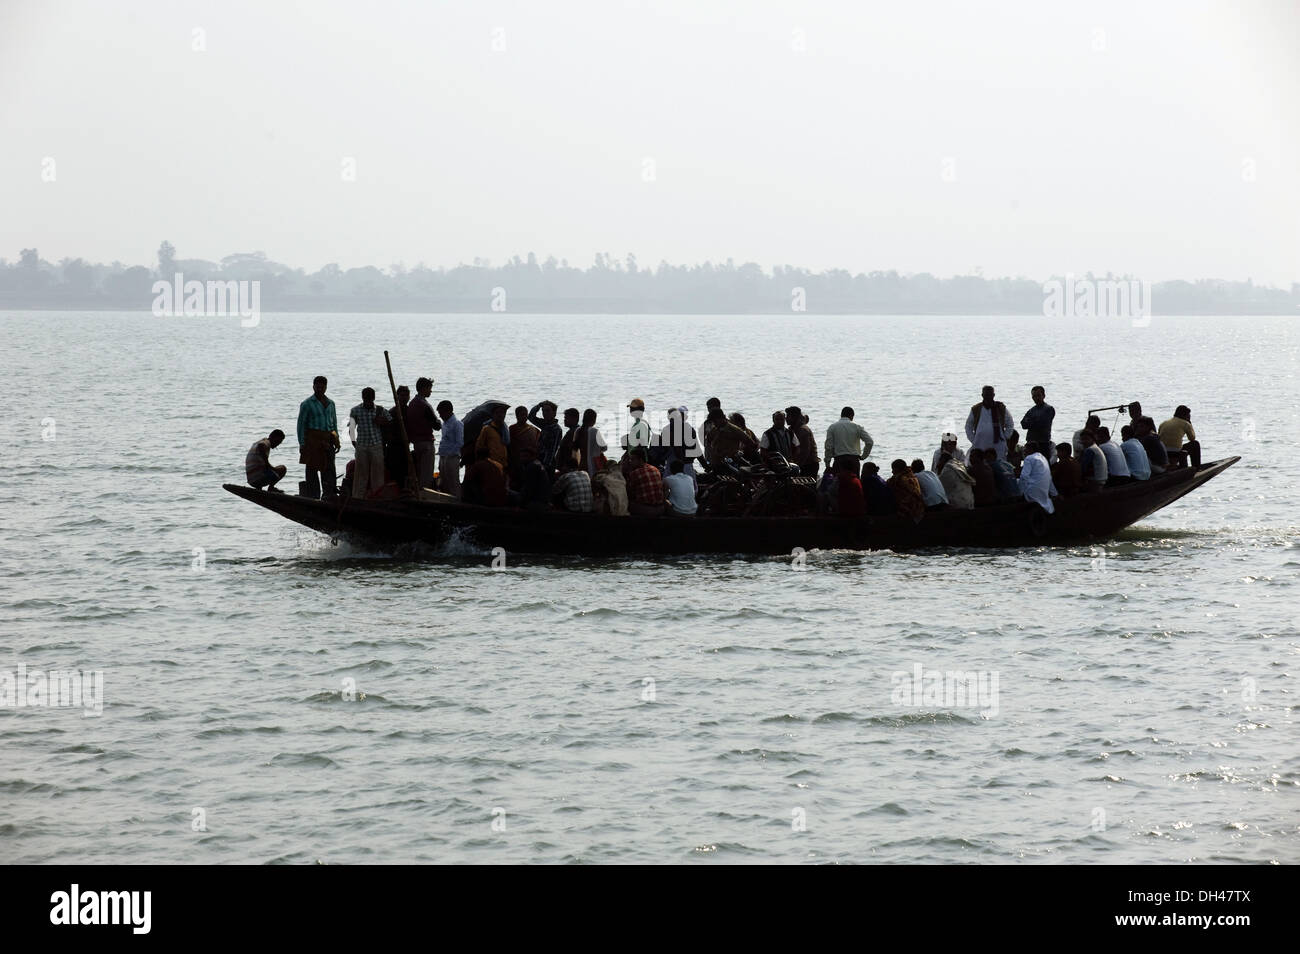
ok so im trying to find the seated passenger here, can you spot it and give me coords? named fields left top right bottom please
left=836, top=458, right=866, bottom=517
left=938, top=453, right=976, bottom=510
left=1119, top=425, right=1151, bottom=481
left=910, top=459, right=949, bottom=511
left=1051, top=443, right=1083, bottom=497
left=624, top=448, right=666, bottom=516
left=931, top=432, right=966, bottom=474
left=519, top=457, right=552, bottom=511
left=861, top=461, right=894, bottom=516
left=1073, top=415, right=1102, bottom=458
left=1136, top=417, right=1168, bottom=474
left=1077, top=429, right=1108, bottom=492
left=1004, top=430, right=1025, bottom=472
left=592, top=459, right=629, bottom=516
left=552, top=457, right=594, bottom=513
left=1159, top=405, right=1200, bottom=468
left=991, top=450, right=1022, bottom=503
left=704, top=408, right=758, bottom=467
left=1095, top=427, right=1132, bottom=486
left=760, top=411, right=798, bottom=468
left=1017, top=441, right=1056, bottom=514
left=969, top=447, right=997, bottom=507
left=463, top=446, right=507, bottom=507
left=246, top=429, right=287, bottom=492
left=887, top=459, right=926, bottom=522
left=664, top=459, right=698, bottom=516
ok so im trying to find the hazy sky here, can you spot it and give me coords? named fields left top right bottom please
left=2, top=0, right=1297, bottom=284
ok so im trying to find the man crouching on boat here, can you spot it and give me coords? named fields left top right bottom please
left=246, top=429, right=287, bottom=493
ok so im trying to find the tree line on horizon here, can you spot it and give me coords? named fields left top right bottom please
left=0, top=243, right=1295, bottom=314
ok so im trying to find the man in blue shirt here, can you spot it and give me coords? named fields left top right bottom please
left=436, top=400, right=463, bottom=497
left=297, top=375, right=339, bottom=499
left=1020, top=386, right=1056, bottom=463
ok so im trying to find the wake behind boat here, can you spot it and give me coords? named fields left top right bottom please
left=224, top=455, right=1238, bottom=556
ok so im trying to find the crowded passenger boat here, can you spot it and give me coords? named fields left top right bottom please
left=241, top=375, right=1208, bottom=523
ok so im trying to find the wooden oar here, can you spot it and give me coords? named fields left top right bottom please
left=384, top=350, right=421, bottom=497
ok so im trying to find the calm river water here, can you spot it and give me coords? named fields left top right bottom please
left=1, top=311, right=1296, bottom=863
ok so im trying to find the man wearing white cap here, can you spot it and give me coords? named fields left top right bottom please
left=931, top=432, right=967, bottom=473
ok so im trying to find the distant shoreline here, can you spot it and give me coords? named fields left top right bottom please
left=2, top=300, right=1296, bottom=317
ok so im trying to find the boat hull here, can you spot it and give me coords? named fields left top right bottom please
left=223, top=456, right=1238, bottom=556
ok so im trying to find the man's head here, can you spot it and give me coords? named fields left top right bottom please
left=1031, top=385, right=1045, bottom=403
left=538, top=400, right=556, bottom=421
left=941, top=432, right=958, bottom=450
left=269, top=429, right=285, bottom=448
left=491, top=404, right=507, bottom=426
left=1138, top=416, right=1157, bottom=435
left=1096, top=426, right=1111, bottom=444
left=1128, top=401, right=1143, bottom=419
left=514, top=405, right=528, bottom=423
left=1056, top=442, right=1073, bottom=459
left=628, top=397, right=645, bottom=419
left=841, top=406, right=854, bottom=420
left=784, top=406, right=803, bottom=426
left=313, top=375, right=327, bottom=397
left=1175, top=404, right=1191, bottom=421
left=563, top=407, right=580, bottom=428
left=910, top=458, right=925, bottom=474
left=729, top=412, right=746, bottom=430
left=415, top=377, right=432, bottom=397
left=890, top=458, right=909, bottom=476
left=1080, top=429, right=1097, bottom=447
left=1120, top=424, right=1134, bottom=441
left=1086, top=414, right=1101, bottom=431
left=361, top=386, right=375, bottom=407
left=771, top=410, right=786, bottom=428
left=981, top=385, right=995, bottom=404
left=396, top=385, right=410, bottom=403
left=706, top=397, right=721, bottom=413
left=629, top=447, right=647, bottom=466
left=582, top=408, right=598, bottom=427
left=437, top=400, right=454, bottom=417
left=670, top=458, right=684, bottom=475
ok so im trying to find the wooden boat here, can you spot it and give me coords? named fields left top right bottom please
left=223, top=456, right=1239, bottom=555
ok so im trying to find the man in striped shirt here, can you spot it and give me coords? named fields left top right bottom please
left=348, top=388, right=390, bottom=499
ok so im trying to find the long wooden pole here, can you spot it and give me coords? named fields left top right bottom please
left=384, top=350, right=421, bottom=497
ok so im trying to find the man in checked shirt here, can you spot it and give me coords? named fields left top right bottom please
left=348, top=387, right=391, bottom=499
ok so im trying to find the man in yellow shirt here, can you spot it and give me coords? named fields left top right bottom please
left=1158, top=405, right=1200, bottom=467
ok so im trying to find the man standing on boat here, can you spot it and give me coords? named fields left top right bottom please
left=965, top=385, right=1015, bottom=461
left=622, top=398, right=653, bottom=455
left=436, top=400, right=463, bottom=496
left=823, top=407, right=874, bottom=476
left=528, top=400, right=564, bottom=476
left=297, top=375, right=340, bottom=499
left=1020, top=386, right=1056, bottom=463
left=406, top=377, right=441, bottom=489
left=348, top=388, right=390, bottom=499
